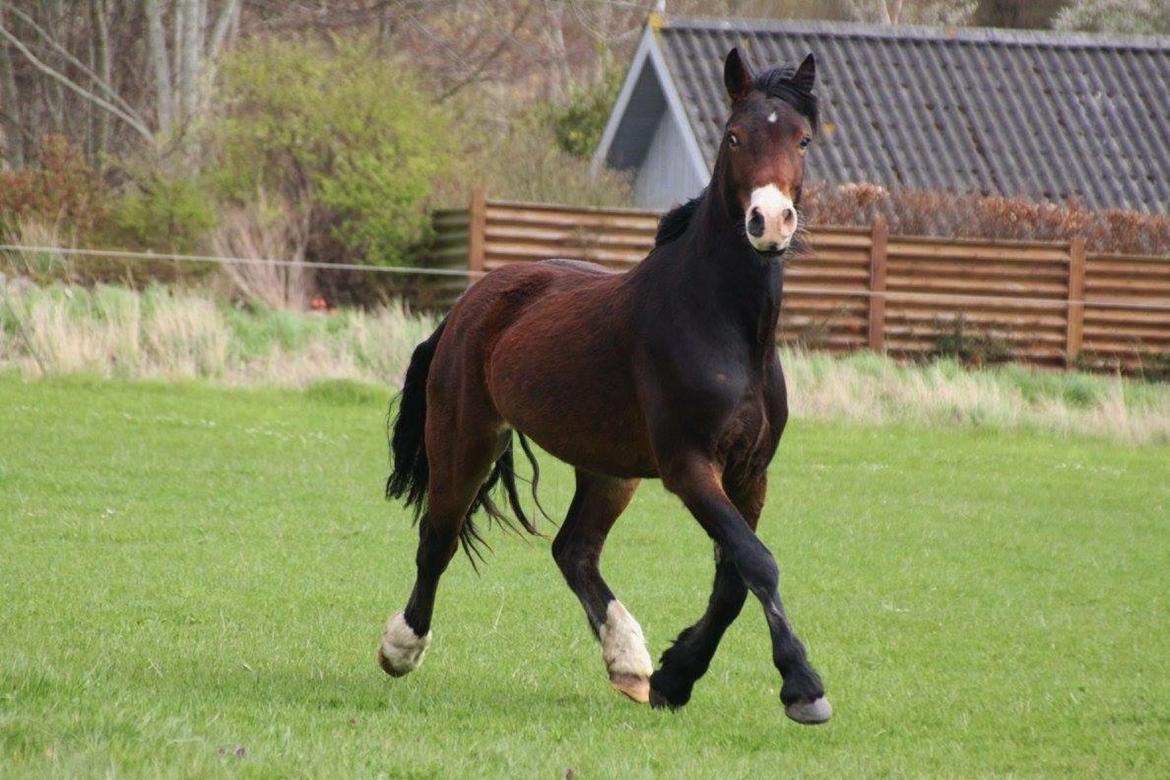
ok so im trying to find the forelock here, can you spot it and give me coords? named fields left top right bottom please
left=752, top=67, right=818, bottom=132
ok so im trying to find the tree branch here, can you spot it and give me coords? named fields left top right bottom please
left=0, top=21, right=154, bottom=143
left=0, top=1, right=140, bottom=121
left=436, top=1, right=535, bottom=102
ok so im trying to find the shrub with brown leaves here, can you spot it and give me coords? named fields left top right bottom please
left=802, top=183, right=1170, bottom=255
left=0, top=136, right=105, bottom=239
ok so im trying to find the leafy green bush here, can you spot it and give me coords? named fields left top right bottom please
left=211, top=38, right=453, bottom=267
left=107, top=175, right=217, bottom=254
left=443, top=116, right=632, bottom=208
left=544, top=62, right=625, bottom=158
left=933, top=315, right=1014, bottom=367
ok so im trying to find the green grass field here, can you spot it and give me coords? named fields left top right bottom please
left=2, top=375, right=1168, bottom=778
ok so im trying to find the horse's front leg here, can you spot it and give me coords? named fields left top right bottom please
left=648, top=478, right=763, bottom=709
left=655, top=456, right=830, bottom=724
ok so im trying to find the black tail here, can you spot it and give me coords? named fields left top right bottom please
left=386, top=318, right=544, bottom=566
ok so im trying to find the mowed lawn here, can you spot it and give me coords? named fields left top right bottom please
left=1, top=376, right=1168, bottom=778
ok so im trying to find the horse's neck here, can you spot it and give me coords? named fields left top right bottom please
left=677, top=194, right=785, bottom=348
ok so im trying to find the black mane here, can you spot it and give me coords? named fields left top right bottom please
left=655, top=192, right=704, bottom=247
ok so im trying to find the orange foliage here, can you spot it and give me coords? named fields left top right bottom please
left=0, top=135, right=105, bottom=236
left=803, top=183, right=1170, bottom=256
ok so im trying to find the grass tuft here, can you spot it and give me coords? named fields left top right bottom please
left=305, top=378, right=389, bottom=406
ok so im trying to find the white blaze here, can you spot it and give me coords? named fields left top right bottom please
left=747, top=183, right=797, bottom=252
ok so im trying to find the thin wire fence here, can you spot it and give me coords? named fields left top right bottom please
left=0, top=244, right=486, bottom=278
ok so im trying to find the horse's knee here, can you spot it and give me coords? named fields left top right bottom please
left=734, top=541, right=779, bottom=599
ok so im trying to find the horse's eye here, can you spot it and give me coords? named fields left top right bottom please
left=799, top=136, right=811, bottom=150
left=728, top=133, right=740, bottom=148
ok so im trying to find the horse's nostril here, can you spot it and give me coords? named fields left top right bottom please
left=747, top=207, right=765, bottom=238
left=781, top=207, right=796, bottom=226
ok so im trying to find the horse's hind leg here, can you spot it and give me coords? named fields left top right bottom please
left=379, top=428, right=503, bottom=677
left=552, top=470, right=651, bottom=703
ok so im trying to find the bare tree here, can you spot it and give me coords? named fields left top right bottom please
left=0, top=0, right=649, bottom=170
left=842, top=0, right=976, bottom=25
left=0, top=5, right=24, bottom=167
left=1054, top=0, right=1170, bottom=35
left=0, top=0, right=240, bottom=167
left=144, top=0, right=240, bottom=137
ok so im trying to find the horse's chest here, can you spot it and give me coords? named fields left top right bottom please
left=716, top=387, right=782, bottom=478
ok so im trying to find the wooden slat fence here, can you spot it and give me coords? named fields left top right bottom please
left=426, top=191, right=1170, bottom=372
left=424, top=207, right=475, bottom=308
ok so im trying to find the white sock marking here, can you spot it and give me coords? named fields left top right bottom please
left=380, top=612, right=431, bottom=675
left=599, top=601, right=653, bottom=678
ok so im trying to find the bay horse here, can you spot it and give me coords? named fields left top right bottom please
left=380, top=48, right=830, bottom=724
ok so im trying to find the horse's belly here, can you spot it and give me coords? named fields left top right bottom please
left=486, top=300, right=657, bottom=478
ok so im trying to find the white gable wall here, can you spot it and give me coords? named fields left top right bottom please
left=593, top=26, right=710, bottom=211
left=632, top=110, right=707, bottom=210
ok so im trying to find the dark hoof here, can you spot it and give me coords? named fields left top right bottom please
left=649, top=686, right=683, bottom=711
left=648, top=672, right=691, bottom=711
left=784, top=697, right=833, bottom=725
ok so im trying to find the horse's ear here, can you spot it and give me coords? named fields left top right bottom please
left=791, top=53, right=816, bottom=93
left=724, top=48, right=753, bottom=102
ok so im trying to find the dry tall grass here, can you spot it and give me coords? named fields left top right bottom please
left=1, top=281, right=1167, bottom=445
left=0, top=281, right=437, bottom=387
left=783, top=348, right=1170, bottom=446
left=0, top=221, right=74, bottom=282
left=212, top=193, right=313, bottom=310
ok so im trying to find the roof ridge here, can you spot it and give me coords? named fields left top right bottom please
left=656, top=15, right=1170, bottom=51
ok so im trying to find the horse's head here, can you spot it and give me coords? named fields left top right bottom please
left=718, top=48, right=818, bottom=257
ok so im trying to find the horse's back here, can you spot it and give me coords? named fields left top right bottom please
left=542, top=258, right=617, bottom=276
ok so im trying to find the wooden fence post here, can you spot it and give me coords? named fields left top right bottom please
left=468, top=187, right=487, bottom=281
left=867, top=217, right=889, bottom=352
left=1065, top=236, right=1086, bottom=366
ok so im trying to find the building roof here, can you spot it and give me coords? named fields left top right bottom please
left=597, top=16, right=1170, bottom=212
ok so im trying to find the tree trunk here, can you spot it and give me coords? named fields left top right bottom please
left=203, top=0, right=240, bottom=110
left=89, top=0, right=111, bottom=164
left=145, top=0, right=173, bottom=135
left=172, top=0, right=186, bottom=124
left=178, top=0, right=200, bottom=128
left=0, top=7, right=23, bottom=168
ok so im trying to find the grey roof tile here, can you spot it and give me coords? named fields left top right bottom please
left=653, top=17, right=1170, bottom=212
